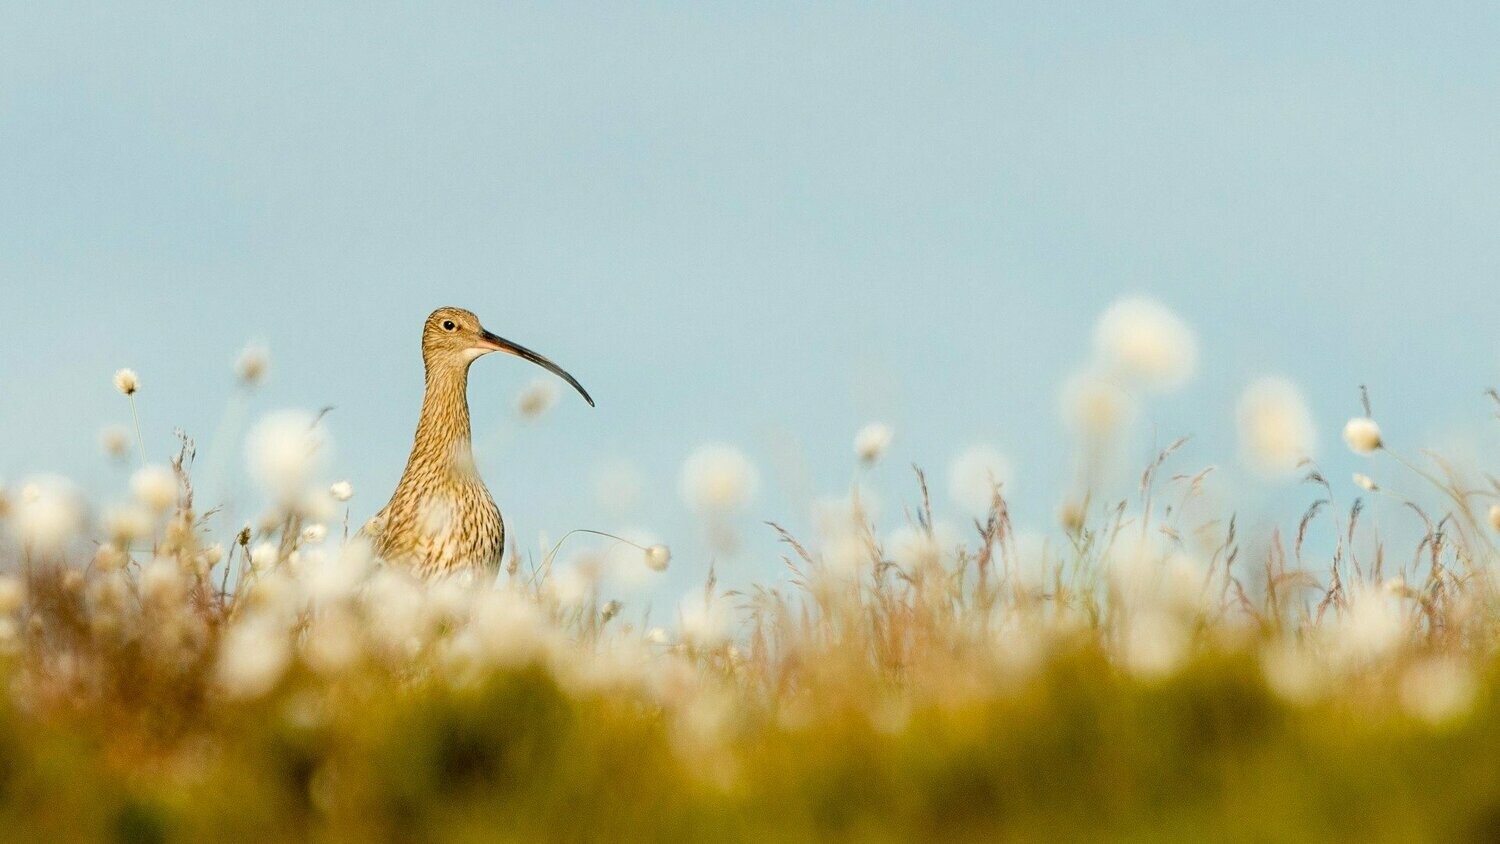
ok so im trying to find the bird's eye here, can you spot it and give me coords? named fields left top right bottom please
left=442, top=320, right=456, bottom=331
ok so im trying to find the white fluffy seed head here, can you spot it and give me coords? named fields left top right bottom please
left=301, top=524, right=328, bottom=545
left=14, top=477, right=83, bottom=555
left=1236, top=377, right=1317, bottom=477
left=1058, top=499, right=1086, bottom=533
left=112, top=368, right=140, bottom=396
left=1059, top=371, right=1136, bottom=443
left=853, top=423, right=894, bottom=465
left=680, top=444, right=759, bottom=513
left=246, top=410, right=331, bottom=504
left=104, top=504, right=154, bottom=545
left=885, top=522, right=959, bottom=573
left=679, top=592, right=731, bottom=646
left=1399, top=657, right=1477, bottom=726
left=303, top=609, right=362, bottom=675
left=516, top=378, right=559, bottom=420
left=1488, top=504, right=1500, bottom=533
left=130, top=465, right=178, bottom=513
left=1342, top=417, right=1382, bottom=455
left=1328, top=586, right=1406, bottom=669
left=216, top=614, right=291, bottom=699
left=0, top=575, right=26, bottom=616
left=329, top=481, right=354, bottom=503
left=1092, top=297, right=1197, bottom=392
left=948, top=445, right=1011, bottom=517
left=311, top=542, right=375, bottom=604
left=99, top=426, right=131, bottom=460
left=1354, top=473, right=1378, bottom=493
left=644, top=544, right=672, bottom=572
left=546, top=565, right=594, bottom=609
left=235, top=344, right=270, bottom=386
left=140, top=557, right=186, bottom=604
left=1119, top=610, right=1190, bottom=679
left=249, top=542, right=280, bottom=573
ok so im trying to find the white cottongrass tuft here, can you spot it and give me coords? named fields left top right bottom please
left=516, top=378, right=559, bottom=420
left=112, top=368, right=140, bottom=396
left=948, top=445, right=1011, bottom=517
left=853, top=423, right=894, bottom=465
left=813, top=489, right=879, bottom=577
left=99, top=426, right=131, bottom=460
left=644, top=544, right=672, bottom=572
left=140, top=557, right=187, bottom=605
left=1059, top=370, right=1136, bottom=443
left=680, top=444, right=759, bottom=513
left=249, top=542, right=280, bottom=573
left=1327, top=586, right=1406, bottom=670
left=1236, top=377, right=1316, bottom=477
left=546, top=565, right=594, bottom=609
left=1382, top=577, right=1412, bottom=599
left=300, top=542, right=373, bottom=604
left=1058, top=499, right=1086, bottom=533
left=1342, top=417, right=1382, bottom=455
left=1261, top=642, right=1324, bottom=705
left=1354, top=473, right=1378, bottom=493
left=130, top=465, right=178, bottom=513
left=0, top=575, right=26, bottom=616
left=1119, top=610, right=1190, bottom=679
left=301, top=524, right=328, bottom=545
left=329, top=480, right=354, bottom=502
left=1399, top=657, right=1477, bottom=726
left=103, top=504, right=154, bottom=546
left=216, top=614, right=292, bottom=699
left=679, top=592, right=732, bottom=646
left=1488, top=504, right=1500, bottom=533
left=885, top=522, right=960, bottom=573
left=246, top=410, right=331, bottom=504
left=14, top=477, right=84, bottom=555
left=235, top=344, right=270, bottom=386
left=303, top=608, right=363, bottom=675
left=1092, top=297, right=1197, bottom=391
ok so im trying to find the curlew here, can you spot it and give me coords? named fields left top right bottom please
left=365, top=307, right=593, bottom=577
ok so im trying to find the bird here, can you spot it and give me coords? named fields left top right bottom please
left=364, top=307, right=594, bottom=578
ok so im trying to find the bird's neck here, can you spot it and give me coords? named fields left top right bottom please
left=408, top=363, right=477, bottom=477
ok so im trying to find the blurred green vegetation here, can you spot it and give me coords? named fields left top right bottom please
left=0, top=652, right=1496, bottom=842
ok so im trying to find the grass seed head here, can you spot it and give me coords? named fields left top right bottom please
left=234, top=344, right=269, bottom=386
left=854, top=422, right=894, bottom=465
left=680, top=444, right=759, bottom=513
left=1343, top=417, right=1383, bottom=455
left=1237, top=377, right=1316, bottom=477
left=112, top=368, right=140, bottom=396
left=1093, top=296, right=1198, bottom=391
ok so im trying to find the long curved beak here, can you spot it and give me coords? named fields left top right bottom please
left=477, top=329, right=595, bottom=407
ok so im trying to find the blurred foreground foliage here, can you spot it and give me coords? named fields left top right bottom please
left=1, top=648, right=1498, bottom=842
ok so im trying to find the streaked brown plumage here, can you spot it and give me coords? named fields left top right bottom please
left=366, top=307, right=594, bottom=577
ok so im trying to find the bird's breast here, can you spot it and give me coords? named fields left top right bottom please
left=379, top=476, right=504, bottom=576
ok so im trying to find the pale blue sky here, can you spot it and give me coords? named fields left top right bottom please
left=4, top=3, right=1500, bottom=600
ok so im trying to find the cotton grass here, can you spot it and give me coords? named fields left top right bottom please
left=2, top=301, right=1500, bottom=840
left=680, top=444, right=759, bottom=513
left=948, top=445, right=1011, bottom=517
left=1236, top=377, right=1316, bottom=477
left=1092, top=297, right=1197, bottom=391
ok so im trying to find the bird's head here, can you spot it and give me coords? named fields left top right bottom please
left=421, top=307, right=595, bottom=406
